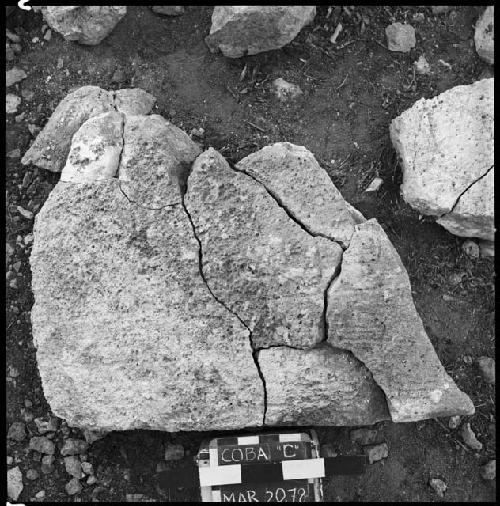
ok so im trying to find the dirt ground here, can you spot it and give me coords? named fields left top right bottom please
left=5, top=5, right=495, bottom=502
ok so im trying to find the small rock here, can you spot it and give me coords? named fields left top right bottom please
left=461, top=423, right=483, bottom=450
left=480, top=460, right=496, bottom=480
left=15, top=111, right=26, bottom=123
left=8, top=422, right=26, bottom=442
left=152, top=6, right=185, bottom=16
left=81, top=461, right=94, bottom=475
left=448, top=415, right=461, bottom=429
left=87, top=475, right=98, bottom=485
left=43, top=29, right=52, bottom=41
left=414, top=54, right=431, bottom=75
left=32, top=37, right=40, bottom=43
left=24, top=234, right=34, bottom=245
left=42, top=455, right=55, bottom=465
left=478, top=240, right=494, bottom=257
left=365, top=177, right=383, bottom=192
left=29, top=436, right=56, bottom=455
left=350, top=428, right=380, bottom=445
left=273, top=78, right=303, bottom=101
left=429, top=477, right=447, bottom=497
left=65, top=477, right=82, bottom=495
left=6, top=29, right=21, bottom=44
left=6, top=93, right=21, bottom=114
left=28, top=123, right=40, bottom=136
left=477, top=356, right=495, bottom=385
left=6, top=67, right=27, bottom=87
left=34, top=416, right=59, bottom=434
left=364, top=442, right=388, bottom=464
left=61, top=438, right=89, bottom=456
left=7, top=466, right=23, bottom=501
left=412, top=13, right=425, bottom=22
left=35, top=490, right=46, bottom=499
left=462, top=240, right=480, bottom=258
left=57, top=57, right=64, bottom=69
left=7, top=455, right=14, bottom=465
left=385, top=22, right=416, bottom=53
left=26, top=468, right=39, bottom=480
left=164, top=443, right=185, bottom=461
left=111, top=68, right=126, bottom=84
left=65, top=455, right=83, bottom=478
left=17, top=206, right=33, bottom=219
left=462, top=355, right=473, bottom=364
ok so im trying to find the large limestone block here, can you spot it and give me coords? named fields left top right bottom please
left=327, top=219, right=475, bottom=422
left=474, top=6, right=494, bottom=64
left=41, top=6, right=127, bottom=45
left=261, top=344, right=391, bottom=426
left=236, top=142, right=357, bottom=247
left=205, top=6, right=316, bottom=58
left=30, top=180, right=264, bottom=431
left=185, top=148, right=343, bottom=349
left=390, top=78, right=494, bottom=240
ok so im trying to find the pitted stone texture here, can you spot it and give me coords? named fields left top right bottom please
left=390, top=79, right=494, bottom=239
left=205, top=6, right=316, bottom=58
left=185, top=148, right=343, bottom=349
left=22, top=86, right=114, bottom=172
left=114, top=88, right=156, bottom=116
left=236, top=142, right=357, bottom=247
left=119, top=115, right=201, bottom=207
left=261, top=344, right=391, bottom=426
left=30, top=180, right=263, bottom=431
left=327, top=219, right=475, bottom=422
left=41, top=6, right=126, bottom=45
left=474, top=6, right=494, bottom=64
left=60, top=111, right=124, bottom=183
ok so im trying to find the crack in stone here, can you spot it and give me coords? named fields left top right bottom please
left=437, top=164, right=494, bottom=219
left=229, top=162, right=348, bottom=250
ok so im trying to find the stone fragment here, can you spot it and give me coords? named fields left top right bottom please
left=350, top=428, right=380, bottom=445
left=113, top=88, right=156, bottom=115
left=64, top=455, right=83, bottom=478
left=205, top=6, right=316, bottom=58
left=8, top=421, right=26, bottom=442
left=61, top=439, right=89, bottom=456
left=30, top=178, right=263, bottom=431
left=414, top=54, right=431, bottom=75
left=35, top=490, right=46, bottom=499
left=119, top=115, right=201, bottom=207
left=21, top=86, right=115, bottom=172
left=261, top=344, right=390, bottom=426
left=6, top=93, right=21, bottom=114
left=81, top=461, right=94, bottom=475
left=83, top=428, right=108, bottom=444
left=365, top=443, right=388, bottom=464
left=461, top=423, right=483, bottom=450
left=365, top=177, right=383, bottom=192
left=235, top=142, right=357, bottom=247
left=390, top=79, right=494, bottom=241
left=327, top=219, right=475, bottom=422
left=429, top=478, right=447, bottom=497
left=272, top=78, right=303, bottom=101
left=385, top=22, right=416, bottom=52
left=44, top=28, right=52, bottom=41
left=448, top=415, right=461, bottom=429
left=60, top=111, right=124, bottom=183
left=65, top=477, right=82, bottom=495
left=41, top=6, right=126, bottom=45
left=462, top=240, right=480, bottom=258
left=26, top=468, right=39, bottom=480
left=6, top=67, right=27, bottom=87
left=477, top=356, right=495, bottom=385
left=186, top=148, right=343, bottom=349
left=34, top=416, right=59, bottom=434
left=480, top=460, right=496, bottom=480
left=474, top=6, right=494, bottom=64
left=164, top=443, right=184, bottom=461
left=152, top=6, right=184, bottom=16
left=6, top=29, right=21, bottom=43
left=29, top=436, right=55, bottom=455
left=7, top=466, right=23, bottom=501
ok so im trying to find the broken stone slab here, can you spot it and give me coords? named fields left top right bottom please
left=119, top=115, right=201, bottom=208
left=326, top=219, right=475, bottom=422
left=390, top=78, right=494, bottom=240
left=60, top=111, right=124, bottom=183
left=474, top=6, right=494, bottom=64
left=185, top=148, right=343, bottom=349
left=235, top=142, right=357, bottom=247
left=30, top=179, right=263, bottom=432
left=385, top=22, right=416, bottom=52
left=261, top=343, right=390, bottom=426
left=41, top=6, right=127, bottom=45
left=205, top=6, right=316, bottom=58
left=21, top=86, right=156, bottom=173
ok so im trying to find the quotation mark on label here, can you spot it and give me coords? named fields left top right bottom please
left=18, top=0, right=31, bottom=11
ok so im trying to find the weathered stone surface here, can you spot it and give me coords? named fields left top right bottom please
left=22, top=86, right=115, bottom=172
left=327, top=219, right=475, bottom=422
left=152, top=6, right=184, bottom=16
left=41, top=6, right=126, bottom=45
left=60, top=111, right=124, bottom=183
left=385, top=22, right=416, bottom=52
left=205, top=6, right=316, bottom=58
left=236, top=142, right=357, bottom=247
left=390, top=79, right=494, bottom=240
left=119, top=115, right=201, bottom=208
left=261, top=344, right=390, bottom=426
left=7, top=466, right=23, bottom=501
left=474, top=6, right=494, bottom=64
left=114, top=88, right=156, bottom=116
left=185, top=148, right=343, bottom=349
left=30, top=179, right=263, bottom=431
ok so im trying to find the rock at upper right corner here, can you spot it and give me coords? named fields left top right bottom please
left=475, top=6, right=494, bottom=64
left=390, top=78, right=494, bottom=243
left=205, top=6, right=316, bottom=58
left=385, top=22, right=416, bottom=52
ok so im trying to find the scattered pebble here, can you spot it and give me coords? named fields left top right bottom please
left=6, top=67, right=27, bottom=87
left=6, top=94, right=22, bottom=114
left=7, top=466, right=24, bottom=501
left=461, top=423, right=483, bottom=450
left=6, top=29, right=21, bottom=44
left=462, top=355, right=473, bottom=364
left=273, top=78, right=303, bottom=101
left=65, top=477, right=82, bottom=495
left=57, top=57, right=64, bottom=69
left=429, top=477, right=447, bottom=497
left=385, top=22, right=416, bottom=52
left=17, top=206, right=34, bottom=220
left=480, top=460, right=496, bottom=480
left=35, top=490, right=46, bottom=499
left=87, top=475, right=98, bottom=485
left=32, top=37, right=40, bottom=43
left=350, top=428, right=380, bottom=445
left=448, top=415, right=461, bottom=429
left=7, top=421, right=26, bottom=442
left=81, top=461, right=94, bottom=475
left=414, top=54, right=431, bottom=75
left=34, top=416, right=59, bottom=434
left=43, top=29, right=52, bottom=41
left=164, top=442, right=185, bottom=461
left=29, top=436, right=56, bottom=455
left=65, top=455, right=83, bottom=478
left=462, top=239, right=480, bottom=258
left=111, top=68, right=126, bottom=83
left=7, top=455, right=14, bottom=465
left=364, top=442, right=388, bottom=464
left=61, top=438, right=89, bottom=456
left=412, top=12, right=425, bottom=22
left=26, top=468, right=39, bottom=480
left=477, top=356, right=495, bottom=385
left=365, top=177, right=383, bottom=192
left=28, top=123, right=41, bottom=136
